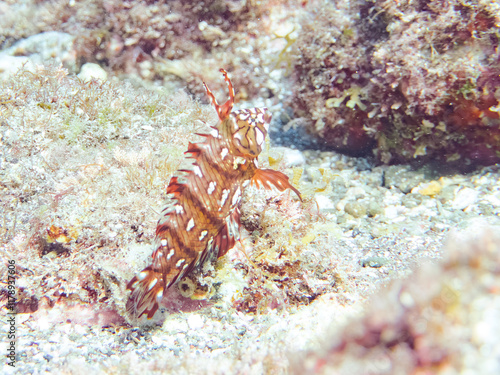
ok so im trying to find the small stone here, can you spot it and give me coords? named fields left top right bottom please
left=452, top=187, right=479, bottom=210
left=78, top=63, right=108, bottom=82
left=384, top=166, right=426, bottom=193
left=437, top=185, right=456, bottom=203
left=281, top=148, right=306, bottom=167
left=370, top=226, right=389, bottom=238
left=301, top=233, right=316, bottom=245
left=478, top=203, right=494, bottom=216
left=360, top=256, right=390, bottom=268
left=344, top=202, right=367, bottom=218
left=315, top=194, right=335, bottom=213
left=414, top=180, right=442, bottom=196
left=367, top=201, right=383, bottom=217
left=270, top=147, right=306, bottom=167
left=187, top=314, right=204, bottom=330
left=401, top=193, right=423, bottom=208
left=167, top=318, right=188, bottom=333
left=483, top=193, right=500, bottom=208
left=198, top=21, right=226, bottom=42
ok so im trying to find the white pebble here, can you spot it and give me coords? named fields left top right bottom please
left=452, top=187, right=479, bottom=210
left=315, top=194, right=335, bottom=212
left=78, top=63, right=108, bottom=82
left=187, top=314, right=204, bottom=330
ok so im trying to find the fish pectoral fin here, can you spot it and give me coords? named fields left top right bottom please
left=252, top=168, right=302, bottom=201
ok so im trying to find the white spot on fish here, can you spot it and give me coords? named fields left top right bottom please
left=237, top=112, right=250, bottom=121
left=232, top=187, right=241, bottom=206
left=148, top=278, right=158, bottom=290
left=167, top=248, right=175, bottom=260
left=221, top=148, right=229, bottom=160
left=156, top=289, right=163, bottom=302
left=160, top=239, right=168, bottom=247
left=208, top=181, right=216, bottom=195
left=211, top=128, right=219, bottom=138
left=175, top=205, right=184, bottom=214
left=219, top=189, right=230, bottom=211
left=176, top=259, right=185, bottom=267
left=199, top=230, right=208, bottom=241
left=234, top=156, right=246, bottom=170
left=255, top=128, right=265, bottom=146
left=138, top=271, right=148, bottom=281
left=193, top=165, right=203, bottom=178
left=186, top=218, right=195, bottom=231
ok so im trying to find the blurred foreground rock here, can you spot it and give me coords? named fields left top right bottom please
left=293, top=219, right=500, bottom=374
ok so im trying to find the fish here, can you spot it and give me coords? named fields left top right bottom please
left=126, top=69, right=301, bottom=319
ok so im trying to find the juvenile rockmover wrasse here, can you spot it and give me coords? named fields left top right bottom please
left=127, top=69, right=301, bottom=319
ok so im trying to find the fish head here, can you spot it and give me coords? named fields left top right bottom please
left=204, top=69, right=272, bottom=158
left=228, top=107, right=271, bottom=158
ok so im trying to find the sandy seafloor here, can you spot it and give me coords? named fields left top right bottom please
left=2, top=131, right=499, bottom=374
left=1, top=5, right=500, bottom=374
left=3, top=163, right=500, bottom=375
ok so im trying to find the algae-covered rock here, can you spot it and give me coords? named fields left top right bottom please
left=291, top=0, right=500, bottom=169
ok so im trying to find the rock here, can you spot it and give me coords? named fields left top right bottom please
left=78, top=63, right=108, bottom=82
left=384, top=166, right=426, bottom=194
left=344, top=202, right=367, bottom=218
left=413, top=180, right=442, bottom=196
left=314, top=194, right=335, bottom=213
left=3, top=31, right=77, bottom=72
left=401, top=193, right=423, bottom=208
left=198, top=21, right=226, bottom=42
left=271, top=147, right=306, bottom=167
left=187, top=314, right=204, bottom=330
left=360, top=256, right=390, bottom=268
left=367, top=201, right=383, bottom=217
left=452, top=187, right=479, bottom=211
left=0, top=54, right=34, bottom=78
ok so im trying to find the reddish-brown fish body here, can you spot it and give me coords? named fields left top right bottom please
left=127, top=69, right=301, bottom=319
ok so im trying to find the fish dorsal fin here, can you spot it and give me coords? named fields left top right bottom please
left=203, top=68, right=234, bottom=121
left=166, top=176, right=185, bottom=197
left=252, top=168, right=302, bottom=201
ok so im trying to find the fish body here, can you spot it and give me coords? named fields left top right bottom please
left=126, top=69, right=301, bottom=319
